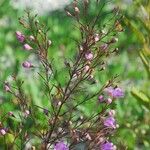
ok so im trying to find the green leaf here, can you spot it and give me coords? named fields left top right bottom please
left=139, top=51, right=150, bottom=79
left=124, top=17, right=145, bottom=44
left=131, top=87, right=150, bottom=108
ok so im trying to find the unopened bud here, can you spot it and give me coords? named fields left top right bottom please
left=106, top=98, right=112, bottom=104
left=23, top=44, right=33, bottom=51
left=29, top=35, right=35, bottom=41
left=74, top=7, right=80, bottom=13
left=22, top=61, right=33, bottom=68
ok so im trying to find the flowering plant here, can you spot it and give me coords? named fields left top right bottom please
left=1, top=0, right=124, bottom=149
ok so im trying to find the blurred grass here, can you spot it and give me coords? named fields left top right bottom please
left=0, top=0, right=149, bottom=149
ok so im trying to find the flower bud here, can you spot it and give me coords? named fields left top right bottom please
left=84, top=65, right=90, bottom=72
left=8, top=111, right=14, bottom=116
left=85, top=51, right=94, bottom=60
left=4, top=82, right=11, bottom=92
left=110, top=37, right=118, bottom=43
left=100, top=44, right=108, bottom=51
left=16, top=31, right=25, bottom=43
left=0, top=129, right=6, bottom=135
left=106, top=98, right=112, bottom=104
left=74, top=7, right=80, bottom=13
left=94, top=34, right=100, bottom=42
left=48, top=40, right=52, bottom=46
left=23, top=44, right=33, bottom=51
left=98, top=95, right=104, bottom=102
left=29, top=35, right=35, bottom=41
left=24, top=110, right=30, bottom=118
left=108, top=109, right=116, bottom=116
left=22, top=61, right=33, bottom=68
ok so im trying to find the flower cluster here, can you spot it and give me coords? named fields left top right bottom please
left=1, top=0, right=124, bottom=149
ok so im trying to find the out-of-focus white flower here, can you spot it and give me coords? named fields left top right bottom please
left=11, top=0, right=71, bottom=15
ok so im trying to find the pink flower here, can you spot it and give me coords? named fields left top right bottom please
left=84, top=65, right=90, bottom=72
left=8, top=111, right=13, bottom=116
left=100, top=141, right=116, bottom=150
left=74, top=7, right=80, bottom=13
left=22, top=61, right=33, bottom=68
left=23, top=44, right=33, bottom=51
left=85, top=51, right=94, bottom=60
left=106, top=98, right=112, bottom=104
left=106, top=87, right=124, bottom=99
left=0, top=129, right=6, bottom=135
left=16, top=31, right=25, bottom=43
left=4, top=82, right=11, bottom=92
left=94, top=34, right=100, bottom=42
left=108, top=109, right=116, bottom=116
left=98, top=95, right=104, bottom=102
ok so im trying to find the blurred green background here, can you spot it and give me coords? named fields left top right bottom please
left=0, top=0, right=149, bottom=149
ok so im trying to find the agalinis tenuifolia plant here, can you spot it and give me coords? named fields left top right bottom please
left=1, top=0, right=124, bottom=149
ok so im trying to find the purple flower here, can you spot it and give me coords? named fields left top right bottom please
left=100, top=142, right=116, bottom=150
left=22, top=61, right=33, bottom=68
left=23, top=44, right=33, bottom=51
left=54, top=141, right=69, bottom=150
left=98, top=95, right=104, bottom=102
left=104, top=116, right=116, bottom=129
left=106, top=87, right=124, bottom=99
left=112, top=88, right=124, bottom=98
left=85, top=51, right=94, bottom=60
left=16, top=31, right=25, bottom=43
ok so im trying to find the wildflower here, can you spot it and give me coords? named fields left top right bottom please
left=85, top=51, right=94, bottom=61
left=16, top=31, right=25, bottom=43
left=106, top=87, right=124, bottom=98
left=22, top=61, right=33, bottom=68
left=29, top=35, right=35, bottom=41
left=100, top=141, right=116, bottom=150
left=54, top=141, right=69, bottom=150
left=112, top=87, right=124, bottom=98
left=4, top=82, right=11, bottom=92
left=0, top=129, right=6, bottom=136
left=98, top=95, right=104, bottom=103
left=104, top=116, right=116, bottom=129
left=23, top=43, right=33, bottom=51
left=94, top=34, right=100, bottom=42
left=108, top=109, right=116, bottom=117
